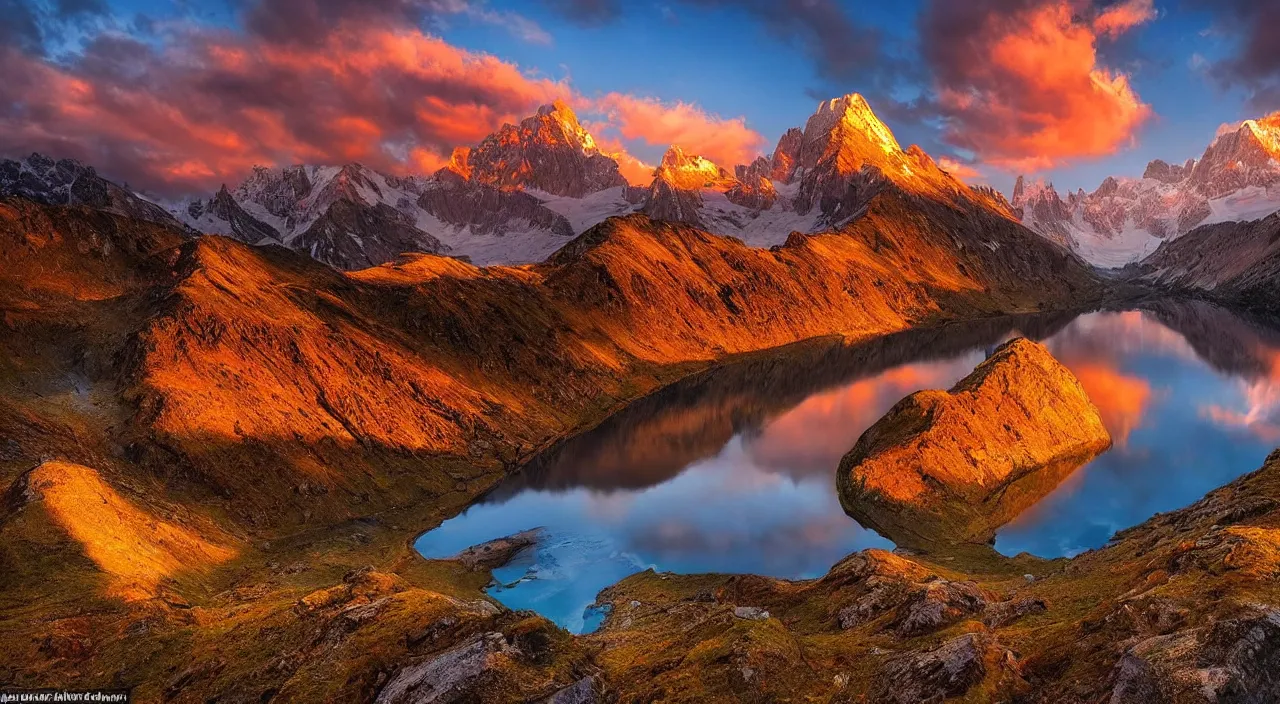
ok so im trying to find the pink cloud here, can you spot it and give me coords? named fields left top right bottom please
left=923, top=0, right=1155, bottom=172
left=0, top=24, right=570, bottom=196
left=593, top=93, right=766, bottom=168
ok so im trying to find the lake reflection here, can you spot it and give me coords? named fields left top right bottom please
left=417, top=300, right=1280, bottom=632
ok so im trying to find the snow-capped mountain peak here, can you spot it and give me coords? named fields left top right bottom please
left=1014, top=110, right=1280, bottom=268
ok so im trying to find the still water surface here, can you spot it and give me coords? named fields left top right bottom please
left=417, top=300, right=1280, bottom=632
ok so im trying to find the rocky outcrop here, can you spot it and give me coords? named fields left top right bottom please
left=837, top=338, right=1112, bottom=550
left=875, top=632, right=1024, bottom=704
left=451, top=529, right=542, bottom=571
left=1109, top=606, right=1280, bottom=703
left=375, top=632, right=520, bottom=704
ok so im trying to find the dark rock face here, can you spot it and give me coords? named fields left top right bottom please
left=875, top=632, right=1021, bottom=704
left=641, top=176, right=706, bottom=226
left=418, top=174, right=573, bottom=237
left=837, top=338, right=1112, bottom=550
left=1131, top=213, right=1280, bottom=314
left=466, top=101, right=628, bottom=198
left=1110, top=607, right=1280, bottom=704
left=0, top=153, right=184, bottom=229
left=202, top=185, right=280, bottom=243
left=292, top=199, right=444, bottom=271
left=375, top=632, right=519, bottom=704
left=1143, top=158, right=1195, bottom=184
left=724, top=175, right=776, bottom=210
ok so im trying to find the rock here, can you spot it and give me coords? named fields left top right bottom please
left=983, top=598, right=1047, bottom=628
left=893, top=579, right=987, bottom=637
left=539, top=676, right=597, bottom=704
left=375, top=632, right=519, bottom=704
left=467, top=100, right=628, bottom=198
left=1109, top=606, right=1280, bottom=703
left=875, top=632, right=1014, bottom=704
left=837, top=337, right=1112, bottom=550
left=453, top=529, right=542, bottom=571
left=837, top=575, right=913, bottom=630
left=733, top=606, right=770, bottom=621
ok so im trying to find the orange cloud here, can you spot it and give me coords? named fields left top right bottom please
left=924, top=0, right=1154, bottom=171
left=593, top=93, right=766, bottom=168
left=1093, top=0, right=1157, bottom=38
left=936, top=156, right=982, bottom=182
left=0, top=24, right=568, bottom=195
left=596, top=137, right=656, bottom=186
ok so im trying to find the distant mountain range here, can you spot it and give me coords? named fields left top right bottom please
left=0, top=94, right=1008, bottom=271
left=11, top=94, right=1280, bottom=273
left=1013, top=114, right=1280, bottom=267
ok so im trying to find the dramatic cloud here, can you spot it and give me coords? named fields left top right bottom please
left=594, top=93, right=766, bottom=169
left=936, top=156, right=983, bottom=182
left=0, top=17, right=569, bottom=195
left=0, top=0, right=751, bottom=196
left=1186, top=0, right=1280, bottom=111
left=920, top=0, right=1155, bottom=172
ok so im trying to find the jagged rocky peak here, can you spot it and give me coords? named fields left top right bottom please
left=805, top=93, right=902, bottom=158
left=1189, top=113, right=1280, bottom=198
left=466, top=99, right=628, bottom=197
left=766, top=128, right=804, bottom=183
left=653, top=145, right=734, bottom=190
left=1143, top=158, right=1195, bottom=184
left=441, top=146, right=472, bottom=181
left=1093, top=176, right=1120, bottom=199
left=1, top=151, right=184, bottom=229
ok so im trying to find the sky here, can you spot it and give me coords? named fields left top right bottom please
left=1, top=0, right=1277, bottom=199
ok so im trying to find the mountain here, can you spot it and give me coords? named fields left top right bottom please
left=169, top=102, right=643, bottom=269
left=1014, top=112, right=1280, bottom=267
left=0, top=153, right=186, bottom=230
left=2, top=94, right=1058, bottom=273
left=1128, top=212, right=1280, bottom=313
left=464, top=100, right=630, bottom=197
left=630, top=93, right=982, bottom=244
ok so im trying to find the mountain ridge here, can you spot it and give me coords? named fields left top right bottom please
left=1014, top=111, right=1280, bottom=267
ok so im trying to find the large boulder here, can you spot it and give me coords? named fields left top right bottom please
left=837, top=337, right=1111, bottom=550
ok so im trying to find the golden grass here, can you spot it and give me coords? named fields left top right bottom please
left=24, top=461, right=236, bottom=601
